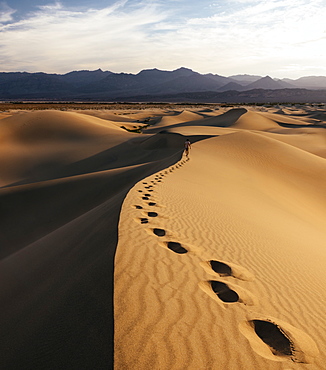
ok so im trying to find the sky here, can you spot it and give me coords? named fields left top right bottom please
left=1, top=0, right=326, bottom=78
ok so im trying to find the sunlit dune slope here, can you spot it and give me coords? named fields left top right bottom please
left=144, top=109, right=211, bottom=133
left=115, top=130, right=326, bottom=369
left=0, top=110, right=131, bottom=186
left=231, top=110, right=280, bottom=130
left=1, top=104, right=325, bottom=370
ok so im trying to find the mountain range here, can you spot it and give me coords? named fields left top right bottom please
left=1, top=67, right=326, bottom=102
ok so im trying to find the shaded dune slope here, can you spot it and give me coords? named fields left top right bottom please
left=154, top=108, right=326, bottom=159
left=144, top=108, right=247, bottom=133
left=0, top=110, right=188, bottom=369
left=146, top=107, right=326, bottom=136
left=1, top=106, right=326, bottom=369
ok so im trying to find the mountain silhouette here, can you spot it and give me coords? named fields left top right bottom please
left=1, top=68, right=326, bottom=102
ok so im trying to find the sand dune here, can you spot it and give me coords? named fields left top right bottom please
left=0, top=105, right=325, bottom=369
left=232, top=110, right=280, bottom=130
left=115, top=107, right=326, bottom=369
left=0, top=109, right=185, bottom=369
left=0, top=110, right=133, bottom=186
left=144, top=109, right=210, bottom=133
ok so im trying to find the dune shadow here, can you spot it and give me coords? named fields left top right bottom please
left=275, top=121, right=326, bottom=129
left=4, top=132, right=188, bottom=188
left=144, top=108, right=247, bottom=134
left=0, top=130, right=190, bottom=369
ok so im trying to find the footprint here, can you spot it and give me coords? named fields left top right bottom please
left=200, top=260, right=254, bottom=281
left=134, top=205, right=143, bottom=209
left=252, top=320, right=292, bottom=356
left=163, top=241, right=188, bottom=254
left=210, top=261, right=232, bottom=276
left=148, top=212, right=158, bottom=217
left=138, top=190, right=143, bottom=193
left=137, top=217, right=149, bottom=224
left=153, top=228, right=166, bottom=237
left=144, top=193, right=151, bottom=197
left=167, top=241, right=188, bottom=254
left=142, top=197, right=149, bottom=200
left=239, top=316, right=319, bottom=364
left=199, top=280, right=257, bottom=307
left=210, top=281, right=239, bottom=303
left=147, top=190, right=154, bottom=192
left=148, top=202, right=156, bottom=206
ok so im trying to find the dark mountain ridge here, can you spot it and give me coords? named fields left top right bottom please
left=1, top=67, right=326, bottom=102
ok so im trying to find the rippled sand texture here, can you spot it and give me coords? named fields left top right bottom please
left=115, top=106, right=326, bottom=369
left=0, top=105, right=325, bottom=369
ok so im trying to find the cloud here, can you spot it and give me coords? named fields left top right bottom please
left=170, top=0, right=326, bottom=76
left=0, top=0, right=325, bottom=77
left=0, top=2, right=16, bottom=23
left=0, top=1, right=170, bottom=72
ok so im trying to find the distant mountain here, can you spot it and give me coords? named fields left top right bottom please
left=80, top=67, right=222, bottom=96
left=61, top=69, right=112, bottom=86
left=244, top=76, right=294, bottom=90
left=1, top=68, right=326, bottom=102
left=228, top=74, right=262, bottom=84
left=0, top=72, right=72, bottom=98
left=145, top=72, right=222, bottom=94
left=218, top=81, right=245, bottom=92
left=283, top=76, right=326, bottom=89
left=114, top=89, right=326, bottom=105
left=204, top=73, right=232, bottom=87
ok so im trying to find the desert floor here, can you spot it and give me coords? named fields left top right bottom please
left=0, top=103, right=325, bottom=369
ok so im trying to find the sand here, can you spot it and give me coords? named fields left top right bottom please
left=0, top=105, right=325, bottom=369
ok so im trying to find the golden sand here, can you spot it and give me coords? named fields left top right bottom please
left=115, top=106, right=326, bottom=369
left=0, top=105, right=325, bottom=369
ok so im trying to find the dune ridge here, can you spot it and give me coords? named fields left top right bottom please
left=0, top=104, right=325, bottom=369
left=115, top=107, right=326, bottom=369
left=0, top=109, right=187, bottom=369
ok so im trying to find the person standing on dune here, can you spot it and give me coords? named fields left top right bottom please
left=184, top=139, right=191, bottom=157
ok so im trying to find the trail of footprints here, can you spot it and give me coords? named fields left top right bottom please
left=132, top=157, right=318, bottom=365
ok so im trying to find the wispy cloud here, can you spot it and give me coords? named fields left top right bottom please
left=169, top=0, right=326, bottom=77
left=0, top=1, right=169, bottom=73
left=0, top=0, right=325, bottom=77
left=0, top=2, right=16, bottom=23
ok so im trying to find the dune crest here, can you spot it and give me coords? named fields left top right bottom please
left=0, top=104, right=325, bottom=369
left=115, top=106, right=326, bottom=369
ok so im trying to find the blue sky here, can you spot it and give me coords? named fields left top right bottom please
left=1, top=0, right=326, bottom=78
